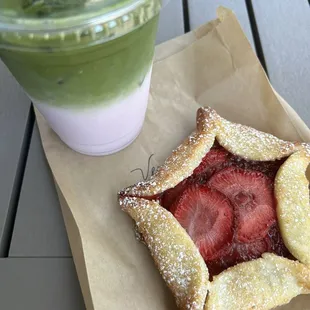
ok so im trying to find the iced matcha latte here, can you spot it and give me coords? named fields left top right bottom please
left=0, top=0, right=162, bottom=155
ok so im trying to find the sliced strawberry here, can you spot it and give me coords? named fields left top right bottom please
left=221, top=224, right=289, bottom=269
left=232, top=238, right=271, bottom=262
left=158, top=146, right=290, bottom=276
left=193, top=148, right=230, bottom=182
left=237, top=203, right=276, bottom=242
left=204, top=244, right=233, bottom=277
left=162, top=148, right=230, bottom=212
left=160, top=179, right=189, bottom=212
left=173, top=185, right=234, bottom=261
left=208, top=166, right=276, bottom=242
left=207, top=237, right=270, bottom=276
left=219, top=225, right=289, bottom=265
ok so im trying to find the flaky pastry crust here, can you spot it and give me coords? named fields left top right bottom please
left=119, top=107, right=310, bottom=310
left=119, top=197, right=209, bottom=310
left=206, top=253, right=310, bottom=310
left=275, top=148, right=310, bottom=266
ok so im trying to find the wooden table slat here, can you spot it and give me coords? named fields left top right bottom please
left=0, top=61, right=32, bottom=255
left=9, top=124, right=72, bottom=257
left=0, top=258, right=85, bottom=310
left=252, top=0, right=310, bottom=124
left=156, top=0, right=184, bottom=44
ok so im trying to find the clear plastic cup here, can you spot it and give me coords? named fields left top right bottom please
left=0, top=0, right=163, bottom=155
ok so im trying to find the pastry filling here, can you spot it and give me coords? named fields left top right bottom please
left=159, top=143, right=291, bottom=276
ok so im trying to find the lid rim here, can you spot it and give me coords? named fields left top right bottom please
left=0, top=0, right=162, bottom=51
left=0, top=0, right=158, bottom=33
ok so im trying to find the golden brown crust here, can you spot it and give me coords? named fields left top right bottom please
left=205, top=253, right=310, bottom=310
left=275, top=146, right=310, bottom=266
left=216, top=117, right=297, bottom=161
left=121, top=108, right=217, bottom=197
left=120, top=107, right=298, bottom=198
left=118, top=106, right=310, bottom=310
left=120, top=196, right=210, bottom=310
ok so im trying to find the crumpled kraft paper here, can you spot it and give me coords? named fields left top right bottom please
left=35, top=7, right=310, bottom=310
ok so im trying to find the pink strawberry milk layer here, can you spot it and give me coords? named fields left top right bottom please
left=35, top=68, right=152, bottom=155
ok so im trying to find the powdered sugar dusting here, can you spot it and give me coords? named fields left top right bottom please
left=120, top=196, right=209, bottom=310
left=120, top=130, right=216, bottom=197
left=217, top=118, right=297, bottom=161
left=301, top=142, right=310, bottom=157
left=120, top=107, right=298, bottom=199
left=207, top=253, right=310, bottom=309
left=275, top=149, right=310, bottom=266
left=118, top=107, right=310, bottom=309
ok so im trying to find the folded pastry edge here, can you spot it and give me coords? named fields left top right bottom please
left=120, top=106, right=300, bottom=198
left=119, top=196, right=210, bottom=310
left=275, top=146, right=310, bottom=267
left=204, top=253, right=310, bottom=310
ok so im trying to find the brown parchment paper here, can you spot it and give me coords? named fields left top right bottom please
left=35, top=7, right=310, bottom=310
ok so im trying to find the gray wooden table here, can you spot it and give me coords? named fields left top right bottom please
left=0, top=0, right=310, bottom=309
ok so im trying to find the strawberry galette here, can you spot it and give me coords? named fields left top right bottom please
left=118, top=107, right=310, bottom=310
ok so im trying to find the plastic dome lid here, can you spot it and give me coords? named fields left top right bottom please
left=0, top=0, right=163, bottom=51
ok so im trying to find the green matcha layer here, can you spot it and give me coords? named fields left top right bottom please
left=0, top=15, right=158, bottom=107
